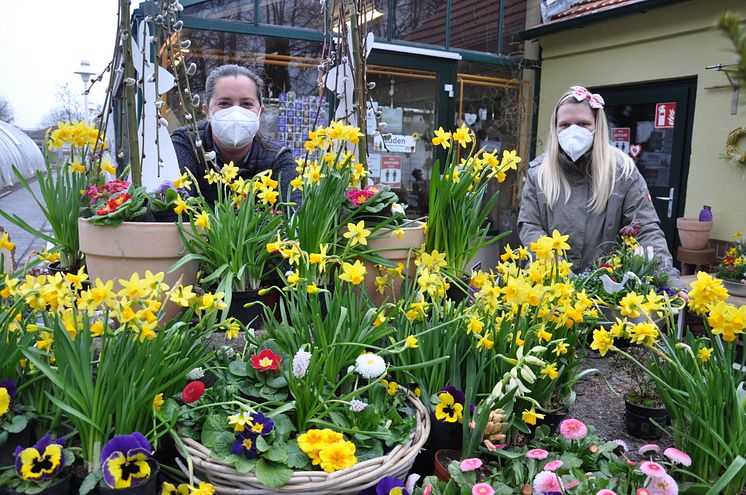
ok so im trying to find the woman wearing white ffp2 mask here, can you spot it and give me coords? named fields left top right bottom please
left=517, top=85, right=683, bottom=291
left=171, top=64, right=301, bottom=206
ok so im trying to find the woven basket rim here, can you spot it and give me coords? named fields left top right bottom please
left=178, top=389, right=431, bottom=494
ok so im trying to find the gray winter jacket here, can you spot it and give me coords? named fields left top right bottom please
left=517, top=153, right=682, bottom=286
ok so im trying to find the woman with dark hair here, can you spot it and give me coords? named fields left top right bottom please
left=171, top=64, right=299, bottom=204
left=518, top=85, right=681, bottom=285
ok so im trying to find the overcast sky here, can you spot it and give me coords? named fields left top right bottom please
left=0, top=0, right=118, bottom=129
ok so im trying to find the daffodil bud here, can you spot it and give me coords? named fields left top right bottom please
left=520, top=365, right=536, bottom=384
left=530, top=346, right=548, bottom=354
left=524, top=355, right=545, bottom=367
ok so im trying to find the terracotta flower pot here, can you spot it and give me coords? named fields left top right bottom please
left=362, top=221, right=425, bottom=306
left=78, top=219, right=198, bottom=321
left=78, top=219, right=198, bottom=287
left=676, top=217, right=712, bottom=250
left=433, top=448, right=461, bottom=482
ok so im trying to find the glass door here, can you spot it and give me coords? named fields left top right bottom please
left=595, top=80, right=696, bottom=255
left=366, top=50, right=456, bottom=219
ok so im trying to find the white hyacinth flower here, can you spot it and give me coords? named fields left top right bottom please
left=349, top=399, right=367, bottom=412
left=186, top=367, right=204, bottom=380
left=292, top=349, right=312, bottom=379
left=354, top=353, right=387, bottom=379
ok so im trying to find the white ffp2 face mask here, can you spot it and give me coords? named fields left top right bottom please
left=558, top=124, right=594, bottom=162
left=210, top=106, right=261, bottom=149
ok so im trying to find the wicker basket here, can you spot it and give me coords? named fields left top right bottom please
left=178, top=391, right=430, bottom=494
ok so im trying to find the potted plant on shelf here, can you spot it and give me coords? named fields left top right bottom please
left=676, top=206, right=714, bottom=250
left=714, top=231, right=746, bottom=296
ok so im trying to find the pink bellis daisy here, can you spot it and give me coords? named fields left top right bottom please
left=533, top=471, right=562, bottom=493
left=663, top=447, right=691, bottom=467
left=559, top=418, right=588, bottom=440
left=526, top=448, right=550, bottom=460
left=639, top=461, right=667, bottom=478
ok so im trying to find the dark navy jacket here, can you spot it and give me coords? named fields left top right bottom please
left=171, top=119, right=300, bottom=205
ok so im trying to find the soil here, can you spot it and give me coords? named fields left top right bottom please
left=568, top=350, right=672, bottom=457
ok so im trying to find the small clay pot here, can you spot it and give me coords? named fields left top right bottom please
left=433, top=448, right=461, bottom=482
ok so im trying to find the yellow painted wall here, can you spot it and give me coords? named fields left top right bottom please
left=535, top=0, right=746, bottom=241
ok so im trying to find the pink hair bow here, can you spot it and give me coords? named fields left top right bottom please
left=568, top=86, right=605, bottom=109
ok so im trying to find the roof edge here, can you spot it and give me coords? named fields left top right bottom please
left=520, top=0, right=691, bottom=40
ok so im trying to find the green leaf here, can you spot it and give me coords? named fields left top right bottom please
left=226, top=454, right=257, bottom=474
left=272, top=414, right=295, bottom=443
left=559, top=452, right=583, bottom=469
left=494, top=483, right=514, bottom=495
left=356, top=439, right=384, bottom=462
left=706, top=456, right=746, bottom=495
left=255, top=459, right=293, bottom=489
left=265, top=374, right=288, bottom=388
left=203, top=414, right=227, bottom=433
left=255, top=435, right=271, bottom=453
left=229, top=360, right=249, bottom=377
left=79, top=472, right=101, bottom=495
left=161, top=399, right=180, bottom=422
left=285, top=442, right=309, bottom=469
left=5, top=414, right=28, bottom=433
left=212, top=432, right=237, bottom=458
left=266, top=443, right=289, bottom=463
left=0, top=430, right=8, bottom=447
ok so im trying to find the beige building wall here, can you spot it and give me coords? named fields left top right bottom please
left=534, top=0, right=746, bottom=241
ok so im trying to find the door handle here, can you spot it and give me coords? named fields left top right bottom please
left=654, top=187, right=674, bottom=219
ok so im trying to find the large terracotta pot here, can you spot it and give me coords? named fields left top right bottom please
left=676, top=218, right=712, bottom=250
left=78, top=218, right=198, bottom=296
left=363, top=221, right=425, bottom=306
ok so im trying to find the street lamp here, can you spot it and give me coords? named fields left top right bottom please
left=74, top=59, right=96, bottom=124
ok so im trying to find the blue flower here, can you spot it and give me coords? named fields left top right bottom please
left=14, top=435, right=65, bottom=482
left=231, top=431, right=258, bottom=459
left=247, top=412, right=275, bottom=436
left=100, top=433, right=153, bottom=489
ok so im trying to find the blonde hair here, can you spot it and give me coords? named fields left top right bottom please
left=538, top=88, right=636, bottom=215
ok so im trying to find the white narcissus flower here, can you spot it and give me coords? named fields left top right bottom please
left=519, top=365, right=536, bottom=384
left=524, top=355, right=545, bottom=367
left=354, top=353, right=386, bottom=379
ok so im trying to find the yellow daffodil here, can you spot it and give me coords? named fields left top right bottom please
left=590, top=328, right=614, bottom=356
left=339, top=260, right=366, bottom=285
left=194, top=210, right=211, bottom=230
left=522, top=407, right=545, bottom=425
left=452, top=123, right=473, bottom=148
left=432, top=127, right=452, bottom=148
left=153, top=393, right=164, bottom=411
left=343, top=220, right=371, bottom=247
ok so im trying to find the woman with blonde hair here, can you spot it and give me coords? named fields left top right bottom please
left=518, top=85, right=680, bottom=282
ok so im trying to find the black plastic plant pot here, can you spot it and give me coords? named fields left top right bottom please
left=624, top=398, right=670, bottom=440
left=0, top=428, right=32, bottom=467
left=425, top=413, right=463, bottom=453
left=98, top=460, right=159, bottom=495
left=8, top=474, right=72, bottom=495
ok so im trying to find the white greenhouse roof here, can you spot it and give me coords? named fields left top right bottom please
left=0, top=121, right=44, bottom=190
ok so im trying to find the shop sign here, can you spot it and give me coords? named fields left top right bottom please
left=373, top=134, right=416, bottom=153
left=367, top=153, right=382, bottom=180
